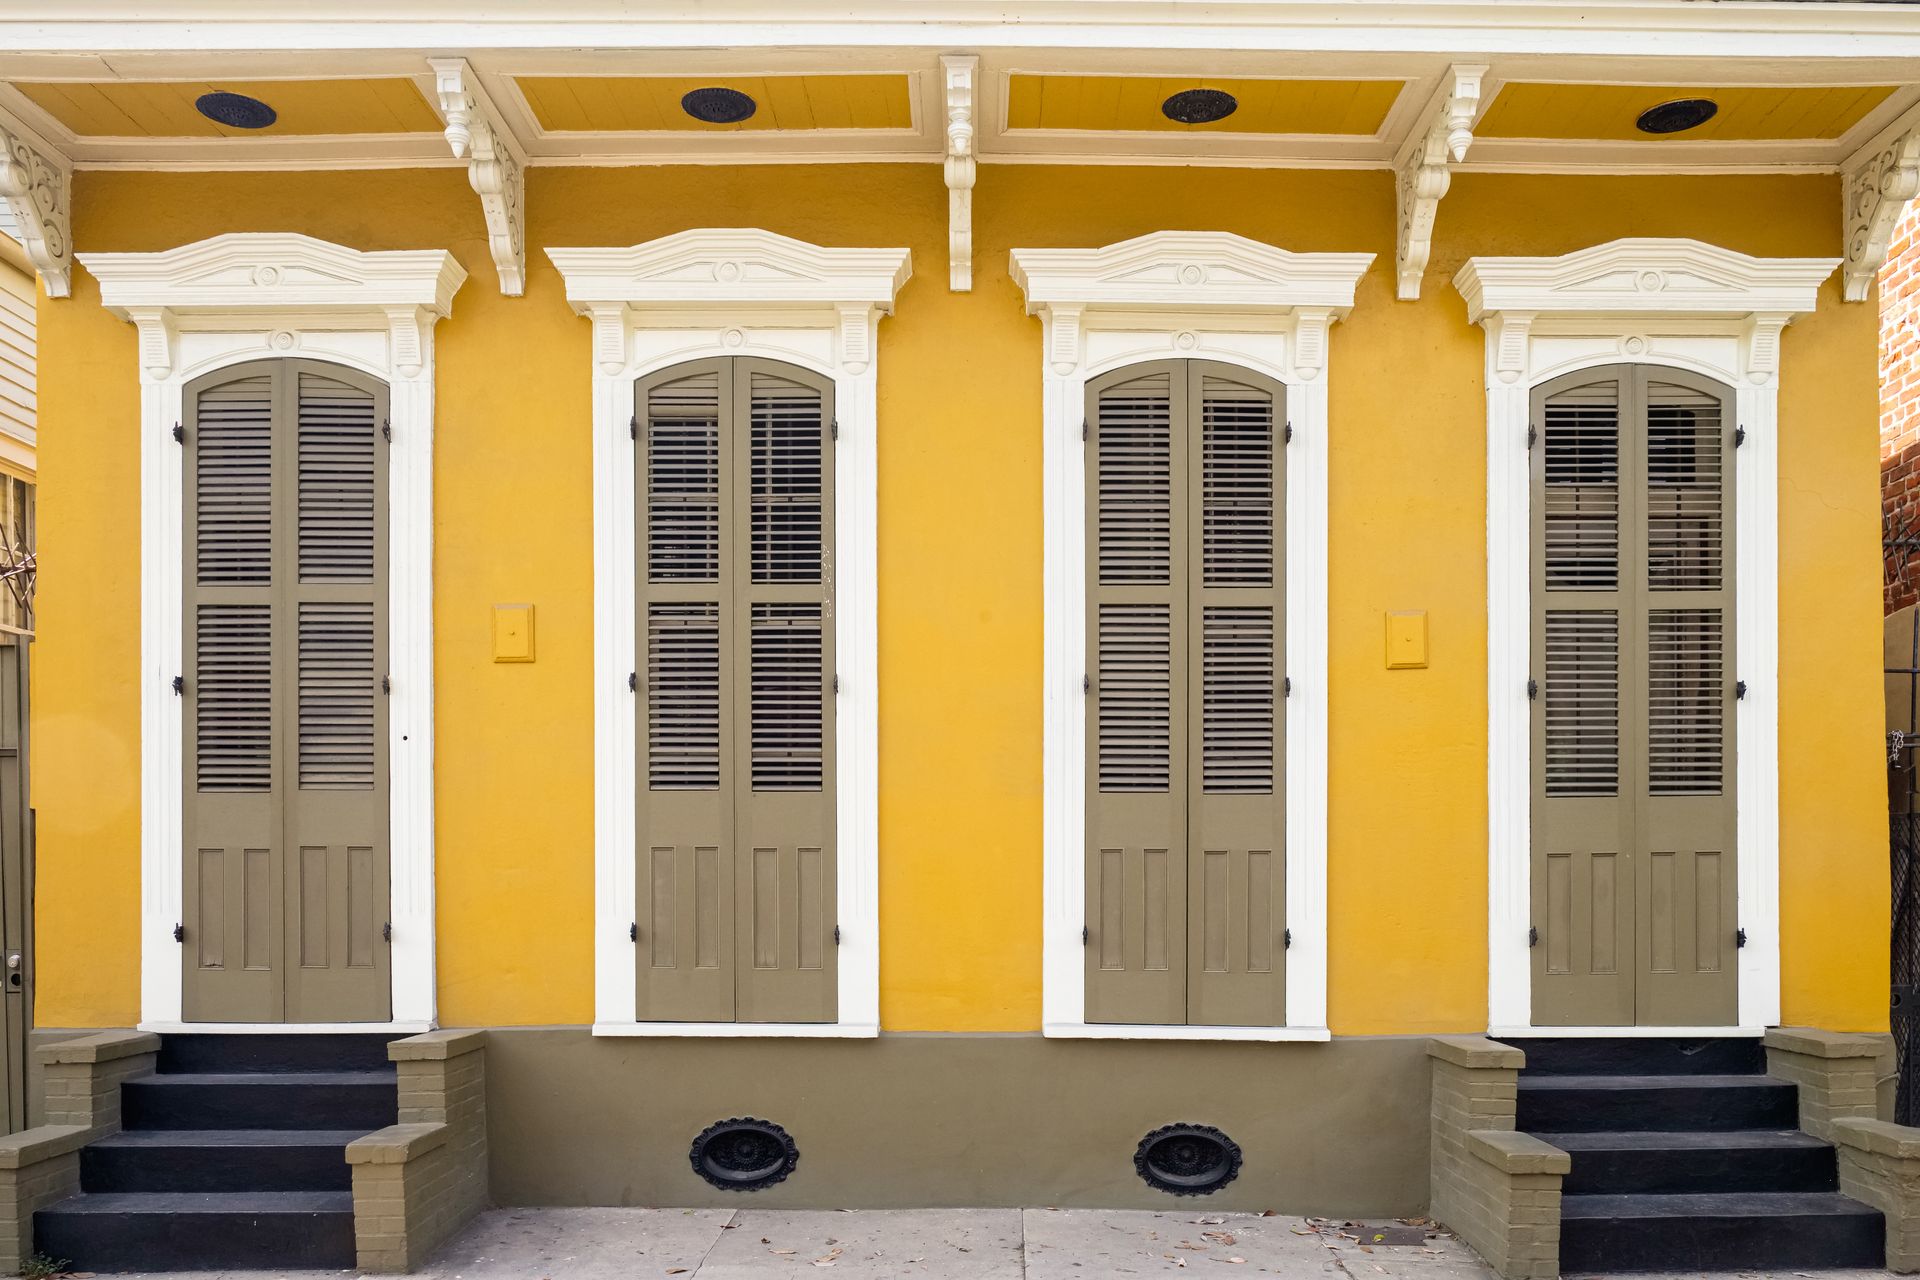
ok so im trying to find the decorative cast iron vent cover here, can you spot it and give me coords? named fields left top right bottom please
left=1161, top=89, right=1239, bottom=125
left=682, top=87, right=758, bottom=124
left=689, top=1117, right=799, bottom=1191
left=195, top=91, right=278, bottom=130
left=1134, top=1123, right=1243, bottom=1196
left=1635, top=98, right=1718, bottom=135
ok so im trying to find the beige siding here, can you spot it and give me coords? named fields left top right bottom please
left=0, top=265, right=32, bottom=465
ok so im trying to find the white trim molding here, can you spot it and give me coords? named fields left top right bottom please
left=546, top=227, right=909, bottom=1038
left=0, top=97, right=70, bottom=299
left=78, top=232, right=467, bottom=1030
left=1010, top=231, right=1373, bottom=1042
left=1454, top=236, right=1838, bottom=1035
left=1842, top=106, right=1920, bottom=304
left=430, top=58, right=528, bottom=297
left=942, top=54, right=979, bottom=293
left=1394, top=63, right=1485, bottom=302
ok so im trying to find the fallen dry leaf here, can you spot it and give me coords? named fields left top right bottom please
left=666, top=1270, right=689, bottom=1276
left=770, top=1248, right=797, bottom=1256
left=1202, top=1231, right=1237, bottom=1246
left=1227, top=1258, right=1246, bottom=1266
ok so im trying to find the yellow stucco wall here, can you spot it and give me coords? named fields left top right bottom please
left=31, top=165, right=1890, bottom=1034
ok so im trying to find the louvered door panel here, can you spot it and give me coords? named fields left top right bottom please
left=735, top=365, right=835, bottom=1023
left=183, top=361, right=391, bottom=1024
left=1530, top=367, right=1736, bottom=1029
left=637, top=365, right=735, bottom=1021
left=1187, top=370, right=1284, bottom=1028
left=1087, top=366, right=1186, bottom=1025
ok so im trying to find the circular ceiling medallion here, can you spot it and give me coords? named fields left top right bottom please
left=1635, top=98, right=1718, bottom=136
left=1161, top=88, right=1239, bottom=126
left=1134, top=1123, right=1243, bottom=1196
left=195, top=91, right=278, bottom=130
left=682, top=87, right=758, bottom=125
left=689, top=1117, right=798, bottom=1191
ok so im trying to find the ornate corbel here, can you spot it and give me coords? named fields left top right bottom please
left=1045, top=304, right=1084, bottom=376
left=126, top=307, right=176, bottom=380
left=1293, top=308, right=1333, bottom=380
left=837, top=304, right=877, bottom=375
left=1394, top=64, right=1486, bottom=302
left=385, top=306, right=432, bottom=379
left=589, top=304, right=628, bottom=374
left=0, top=102, right=72, bottom=299
left=942, top=55, right=979, bottom=293
left=430, top=58, right=527, bottom=297
left=1742, top=311, right=1790, bottom=385
left=1842, top=125, right=1920, bottom=303
left=1485, top=311, right=1535, bottom=385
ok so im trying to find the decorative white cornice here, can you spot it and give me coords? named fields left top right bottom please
left=1394, top=63, right=1485, bottom=302
left=0, top=100, right=70, bottom=300
left=546, top=229, right=913, bottom=374
left=78, top=232, right=468, bottom=379
left=942, top=54, right=979, bottom=293
left=1454, top=238, right=1839, bottom=326
left=430, top=58, right=527, bottom=297
left=1010, top=231, right=1374, bottom=376
left=1842, top=120, right=1920, bottom=304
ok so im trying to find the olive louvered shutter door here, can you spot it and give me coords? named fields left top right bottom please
left=1530, top=367, right=1735, bottom=1028
left=183, top=370, right=283, bottom=1022
left=637, top=363, right=736, bottom=1021
left=183, top=360, right=390, bottom=1024
left=1186, top=368, right=1285, bottom=1027
left=635, top=358, right=835, bottom=1024
left=733, top=362, right=835, bottom=1023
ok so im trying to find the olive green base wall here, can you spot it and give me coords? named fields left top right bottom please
left=481, top=1029, right=1430, bottom=1212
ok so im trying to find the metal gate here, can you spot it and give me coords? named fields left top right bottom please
left=1887, top=518, right=1920, bottom=1123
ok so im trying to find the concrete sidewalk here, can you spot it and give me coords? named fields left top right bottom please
left=76, top=1206, right=1907, bottom=1280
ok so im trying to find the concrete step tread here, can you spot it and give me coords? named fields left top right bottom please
left=1538, top=1129, right=1828, bottom=1151
left=1519, top=1073, right=1783, bottom=1090
left=1561, top=1191, right=1879, bottom=1220
left=138, top=1070, right=395, bottom=1086
left=93, top=1128, right=371, bottom=1148
left=40, top=1190, right=354, bottom=1216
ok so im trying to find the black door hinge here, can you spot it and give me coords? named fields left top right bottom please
left=1082, top=674, right=1090, bottom=694
left=832, top=674, right=840, bottom=694
left=628, top=672, right=637, bottom=693
left=1284, top=928, right=1292, bottom=950
left=381, top=420, right=392, bottom=443
left=172, top=423, right=185, bottom=444
left=381, top=676, right=391, bottom=695
left=1526, top=425, right=1537, bottom=449
left=1528, top=926, right=1538, bottom=947
left=1081, top=420, right=1088, bottom=442
left=1735, top=680, right=1748, bottom=701
left=1081, top=925, right=1089, bottom=946
left=383, top=921, right=392, bottom=942
left=830, top=421, right=840, bottom=442
left=1285, top=422, right=1293, bottom=444
left=834, top=925, right=842, bottom=945
left=629, top=922, right=638, bottom=942
left=1284, top=676, right=1292, bottom=697
left=630, top=415, right=639, bottom=441
left=1527, top=678, right=1538, bottom=700
left=1734, top=426, right=1747, bottom=448
left=172, top=675, right=184, bottom=696
left=173, top=923, right=184, bottom=943
left=1736, top=927, right=1748, bottom=949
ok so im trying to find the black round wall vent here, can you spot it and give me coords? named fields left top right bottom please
left=1134, top=1123, right=1243, bottom=1196
left=195, top=91, right=278, bottom=130
left=689, top=1117, right=798, bottom=1191
left=682, top=87, right=758, bottom=125
left=1161, top=88, right=1239, bottom=126
left=1635, top=98, right=1719, bottom=136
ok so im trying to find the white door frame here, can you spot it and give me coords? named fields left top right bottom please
left=82, top=233, right=465, bottom=1032
left=1455, top=237, right=1837, bottom=1037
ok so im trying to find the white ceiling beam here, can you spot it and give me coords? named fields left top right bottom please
left=1841, top=101, right=1920, bottom=303
left=1393, top=63, right=1485, bottom=302
left=0, top=98, right=69, bottom=298
left=942, top=54, right=978, bottom=293
left=429, top=57, right=527, bottom=296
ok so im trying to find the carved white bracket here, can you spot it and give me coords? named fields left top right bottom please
left=0, top=101, right=72, bottom=299
left=942, top=55, right=979, bottom=293
left=430, top=58, right=527, bottom=297
left=1842, top=124, right=1920, bottom=303
left=1394, top=64, right=1486, bottom=302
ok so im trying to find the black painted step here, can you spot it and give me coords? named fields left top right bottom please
left=1517, top=1073, right=1797, bottom=1132
left=1559, top=1191, right=1884, bottom=1273
left=81, top=1129, right=362, bottom=1193
left=157, top=1032, right=398, bottom=1074
left=122, top=1071, right=398, bottom=1131
left=34, top=1190, right=356, bottom=1272
left=1543, top=1129, right=1835, bottom=1196
left=1508, top=1036, right=1764, bottom=1077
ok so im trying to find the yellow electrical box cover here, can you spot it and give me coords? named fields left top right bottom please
left=1385, top=610, right=1428, bottom=669
left=493, top=604, right=535, bottom=663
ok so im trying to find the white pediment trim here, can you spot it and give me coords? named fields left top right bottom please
left=1454, top=237, right=1839, bottom=325
left=78, top=233, right=468, bottom=380
left=546, top=229, right=911, bottom=310
left=1010, top=231, right=1374, bottom=316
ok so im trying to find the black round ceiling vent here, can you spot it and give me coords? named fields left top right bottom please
left=1635, top=98, right=1719, bottom=136
left=689, top=1117, right=798, bottom=1191
left=195, top=91, right=278, bottom=130
left=682, top=87, right=758, bottom=125
left=1134, top=1123, right=1243, bottom=1196
left=1161, top=88, right=1239, bottom=126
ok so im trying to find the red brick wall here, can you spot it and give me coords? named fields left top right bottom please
left=1884, top=196, right=1920, bottom=613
